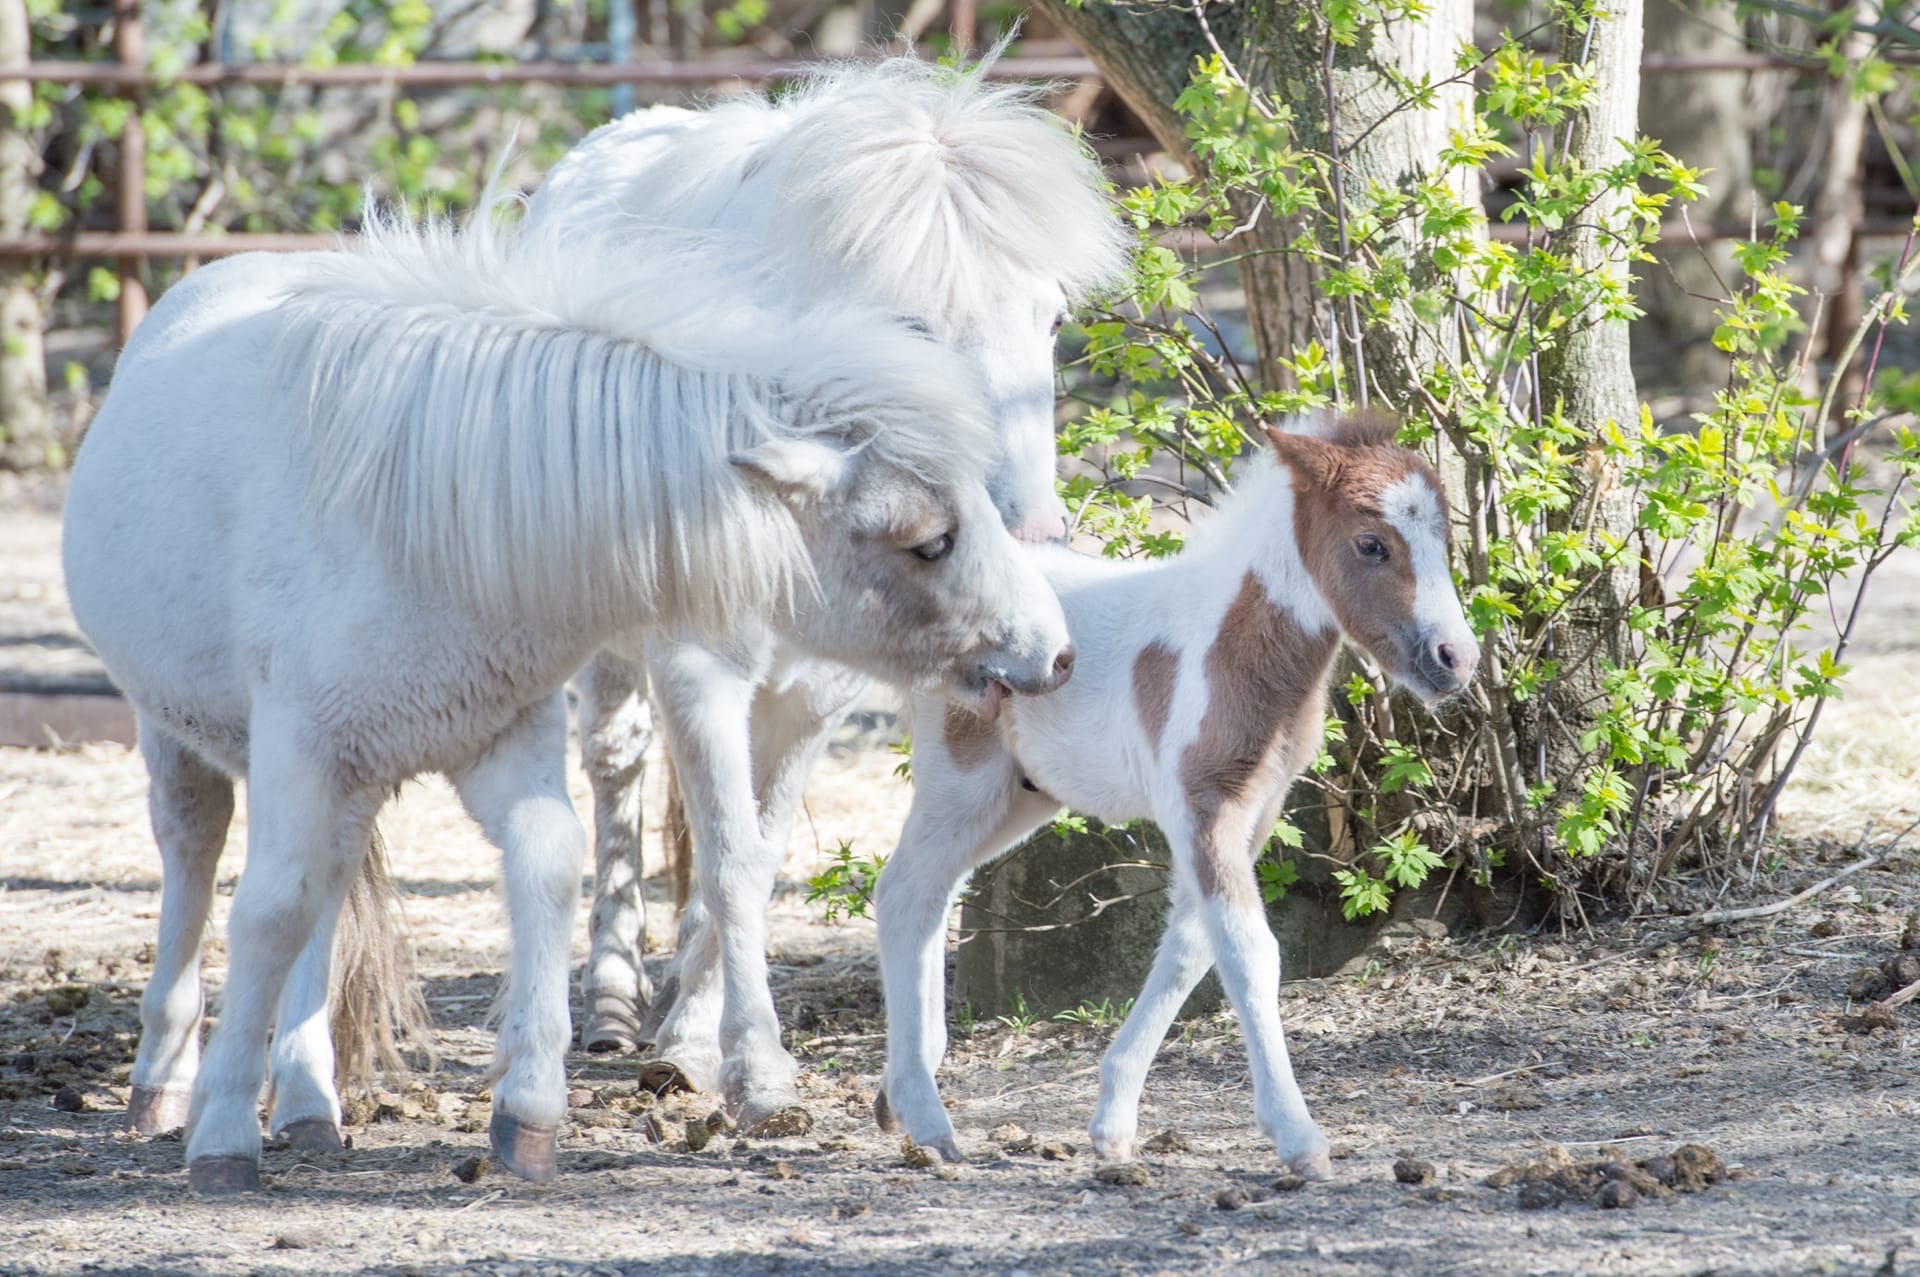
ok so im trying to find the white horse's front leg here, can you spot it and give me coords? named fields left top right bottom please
left=650, top=642, right=807, bottom=1134
left=874, top=721, right=1055, bottom=1162
left=576, top=647, right=655, bottom=1052
left=1088, top=884, right=1211, bottom=1164
left=186, top=715, right=371, bottom=1194
left=129, top=718, right=234, bottom=1137
left=452, top=692, right=585, bottom=1183
left=1181, top=826, right=1330, bottom=1179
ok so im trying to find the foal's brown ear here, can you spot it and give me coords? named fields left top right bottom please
left=1263, top=423, right=1335, bottom=481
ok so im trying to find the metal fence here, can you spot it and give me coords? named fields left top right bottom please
left=0, top=2, right=1907, bottom=342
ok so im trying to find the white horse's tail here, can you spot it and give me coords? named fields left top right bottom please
left=331, top=825, right=436, bottom=1089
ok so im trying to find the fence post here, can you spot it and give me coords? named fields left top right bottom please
left=112, top=0, right=144, bottom=343
left=0, top=0, right=52, bottom=469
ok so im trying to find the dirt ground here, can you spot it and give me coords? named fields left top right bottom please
left=4, top=487, right=1920, bottom=1276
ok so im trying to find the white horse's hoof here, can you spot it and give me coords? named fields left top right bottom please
left=490, top=1111, right=557, bottom=1182
left=582, top=992, right=646, bottom=1053
left=637, top=1059, right=700, bottom=1096
left=273, top=1117, right=344, bottom=1153
left=128, top=1084, right=192, bottom=1136
left=739, top=1097, right=813, bottom=1138
left=188, top=1155, right=262, bottom=1195
left=928, top=1134, right=964, bottom=1164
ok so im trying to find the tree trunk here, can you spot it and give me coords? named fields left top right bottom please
left=1530, top=0, right=1645, bottom=785
left=1029, top=0, right=1321, bottom=382
left=0, top=0, right=51, bottom=472
left=1635, top=0, right=1753, bottom=390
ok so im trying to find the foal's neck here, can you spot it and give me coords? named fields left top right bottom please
left=1179, top=452, right=1338, bottom=642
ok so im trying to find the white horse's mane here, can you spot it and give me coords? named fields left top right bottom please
left=537, top=48, right=1133, bottom=329
left=274, top=201, right=992, bottom=629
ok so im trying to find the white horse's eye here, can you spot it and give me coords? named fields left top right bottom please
left=912, top=532, right=955, bottom=562
left=1050, top=311, right=1068, bottom=337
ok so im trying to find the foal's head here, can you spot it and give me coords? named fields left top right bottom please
left=1267, top=414, right=1480, bottom=702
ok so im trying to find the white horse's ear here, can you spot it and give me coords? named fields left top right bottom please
left=730, top=438, right=849, bottom=502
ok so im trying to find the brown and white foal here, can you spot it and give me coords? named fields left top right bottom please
left=871, top=413, right=1479, bottom=1175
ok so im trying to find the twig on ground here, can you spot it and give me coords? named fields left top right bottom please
left=1689, top=850, right=1885, bottom=926
left=1880, top=977, right=1920, bottom=1009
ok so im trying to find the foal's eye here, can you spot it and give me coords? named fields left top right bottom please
left=1356, top=533, right=1389, bottom=561
left=911, top=532, right=955, bottom=562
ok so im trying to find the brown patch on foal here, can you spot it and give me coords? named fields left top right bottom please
left=1179, top=572, right=1338, bottom=904
left=942, top=703, right=1000, bottom=771
left=1132, top=641, right=1179, bottom=757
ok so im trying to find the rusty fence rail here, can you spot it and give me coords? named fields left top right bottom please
left=0, top=21, right=1909, bottom=336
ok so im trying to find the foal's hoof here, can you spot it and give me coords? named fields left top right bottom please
left=740, top=1099, right=814, bottom=1139
left=489, top=1111, right=557, bottom=1183
left=872, top=1091, right=897, bottom=1133
left=637, top=1059, right=698, bottom=1096
left=188, top=1155, right=262, bottom=1195
left=274, top=1118, right=344, bottom=1154
left=128, top=1084, right=191, bottom=1136
left=1286, top=1146, right=1334, bottom=1181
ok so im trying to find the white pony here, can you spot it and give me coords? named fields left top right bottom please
left=63, top=204, right=1073, bottom=1192
left=872, top=414, right=1480, bottom=1175
left=516, top=52, right=1129, bottom=1127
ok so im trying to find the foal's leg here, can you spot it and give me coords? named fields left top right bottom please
left=641, top=657, right=862, bottom=1109
left=1176, top=824, right=1330, bottom=1178
left=649, top=642, right=810, bottom=1134
left=451, top=692, right=585, bottom=1183
left=129, top=718, right=234, bottom=1136
left=874, top=729, right=1058, bottom=1162
left=185, top=717, right=370, bottom=1193
left=576, top=648, right=655, bottom=1052
left=1088, top=882, right=1211, bottom=1163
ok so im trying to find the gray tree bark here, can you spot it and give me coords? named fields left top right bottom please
left=1531, top=0, right=1646, bottom=784
left=0, top=0, right=51, bottom=471
left=1636, top=0, right=1754, bottom=389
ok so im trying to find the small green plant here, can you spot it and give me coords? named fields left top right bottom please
left=802, top=840, right=886, bottom=924
left=995, top=990, right=1038, bottom=1035
left=1054, top=997, right=1134, bottom=1029
left=952, top=1001, right=978, bottom=1037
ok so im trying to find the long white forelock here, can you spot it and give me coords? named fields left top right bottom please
left=275, top=198, right=992, bottom=629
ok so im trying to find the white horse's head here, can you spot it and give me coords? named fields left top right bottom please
left=733, top=435, right=1074, bottom=708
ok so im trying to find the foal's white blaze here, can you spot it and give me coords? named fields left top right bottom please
left=1381, top=472, right=1479, bottom=694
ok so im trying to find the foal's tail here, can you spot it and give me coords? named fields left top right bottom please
left=331, top=824, right=437, bottom=1089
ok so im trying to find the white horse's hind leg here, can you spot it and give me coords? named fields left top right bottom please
left=451, top=693, right=584, bottom=1183
left=1088, top=886, right=1211, bottom=1164
left=639, top=658, right=862, bottom=1099
left=129, top=719, right=234, bottom=1136
left=650, top=643, right=806, bottom=1134
left=186, top=725, right=367, bottom=1194
left=577, top=649, right=654, bottom=1052
left=638, top=895, right=721, bottom=1093
left=265, top=888, right=356, bottom=1151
